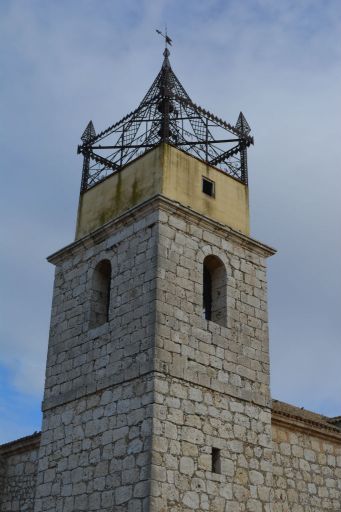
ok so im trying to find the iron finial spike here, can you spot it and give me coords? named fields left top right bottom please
left=236, top=111, right=251, bottom=135
left=81, top=120, right=96, bottom=142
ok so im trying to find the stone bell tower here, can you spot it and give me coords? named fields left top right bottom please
left=34, top=47, right=275, bottom=512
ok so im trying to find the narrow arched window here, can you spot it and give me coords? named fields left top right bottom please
left=89, top=259, right=111, bottom=328
left=203, top=255, right=227, bottom=327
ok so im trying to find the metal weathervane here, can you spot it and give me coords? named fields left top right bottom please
left=156, top=27, right=172, bottom=47
left=78, top=31, right=253, bottom=192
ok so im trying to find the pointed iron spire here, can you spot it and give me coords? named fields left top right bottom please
left=81, top=120, right=96, bottom=142
left=235, top=112, right=251, bottom=135
left=235, top=112, right=251, bottom=185
left=80, top=121, right=96, bottom=192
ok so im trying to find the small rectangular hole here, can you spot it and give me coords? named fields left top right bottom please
left=202, top=177, right=215, bottom=197
left=212, top=447, right=221, bottom=474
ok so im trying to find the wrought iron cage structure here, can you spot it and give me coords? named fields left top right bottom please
left=78, top=49, right=253, bottom=193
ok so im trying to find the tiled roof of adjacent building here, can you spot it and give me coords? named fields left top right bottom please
left=272, top=399, right=341, bottom=438
left=0, top=431, right=41, bottom=455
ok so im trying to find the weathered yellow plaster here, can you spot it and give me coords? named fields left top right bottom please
left=161, top=144, right=250, bottom=235
left=75, top=147, right=163, bottom=239
left=75, top=143, right=250, bottom=239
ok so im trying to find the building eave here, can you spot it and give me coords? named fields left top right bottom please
left=0, top=432, right=41, bottom=456
left=272, top=400, right=341, bottom=443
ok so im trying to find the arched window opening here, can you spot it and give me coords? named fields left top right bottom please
left=90, top=259, right=112, bottom=328
left=203, top=255, right=227, bottom=327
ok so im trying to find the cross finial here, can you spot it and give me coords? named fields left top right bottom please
left=156, top=27, right=172, bottom=50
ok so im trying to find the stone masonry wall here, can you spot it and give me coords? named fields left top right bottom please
left=34, top=376, right=153, bottom=512
left=43, top=208, right=158, bottom=411
left=0, top=456, right=5, bottom=505
left=149, top=204, right=274, bottom=511
left=0, top=446, right=39, bottom=511
left=35, top=199, right=274, bottom=511
left=150, top=373, right=273, bottom=512
left=272, top=423, right=341, bottom=511
left=155, top=207, right=272, bottom=409
left=34, top=207, right=159, bottom=511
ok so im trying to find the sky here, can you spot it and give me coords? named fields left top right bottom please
left=0, top=0, right=340, bottom=444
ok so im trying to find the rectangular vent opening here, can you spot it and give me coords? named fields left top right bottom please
left=202, top=177, right=215, bottom=197
left=212, top=447, right=221, bottom=474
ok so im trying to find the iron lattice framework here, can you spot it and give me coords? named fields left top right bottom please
left=78, top=49, right=253, bottom=192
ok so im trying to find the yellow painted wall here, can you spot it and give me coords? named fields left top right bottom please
left=161, top=144, right=250, bottom=235
left=75, top=143, right=250, bottom=239
left=76, top=147, right=163, bottom=239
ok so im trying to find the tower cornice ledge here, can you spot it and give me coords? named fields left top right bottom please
left=47, top=195, right=276, bottom=266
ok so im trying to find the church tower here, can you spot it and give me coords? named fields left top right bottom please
left=34, top=47, right=275, bottom=511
